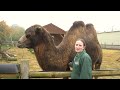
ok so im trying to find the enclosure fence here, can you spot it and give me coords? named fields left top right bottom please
left=100, top=44, right=120, bottom=50
left=1, top=60, right=120, bottom=79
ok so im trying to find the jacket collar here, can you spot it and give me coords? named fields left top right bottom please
left=76, top=50, right=86, bottom=57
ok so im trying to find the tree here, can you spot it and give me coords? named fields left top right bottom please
left=0, top=20, right=12, bottom=43
left=10, top=24, right=25, bottom=41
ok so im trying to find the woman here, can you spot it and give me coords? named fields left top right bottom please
left=69, top=38, right=92, bottom=79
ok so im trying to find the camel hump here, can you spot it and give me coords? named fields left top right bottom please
left=73, top=21, right=85, bottom=28
left=86, top=23, right=94, bottom=29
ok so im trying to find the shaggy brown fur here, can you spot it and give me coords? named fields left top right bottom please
left=17, top=21, right=102, bottom=71
left=85, top=23, right=102, bottom=70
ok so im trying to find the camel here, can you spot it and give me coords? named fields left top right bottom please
left=17, top=21, right=102, bottom=72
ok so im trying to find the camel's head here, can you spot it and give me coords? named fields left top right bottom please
left=17, top=24, right=46, bottom=48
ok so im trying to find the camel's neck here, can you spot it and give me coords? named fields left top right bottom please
left=33, top=40, right=56, bottom=59
left=41, top=32, right=56, bottom=48
left=34, top=43, right=46, bottom=56
left=33, top=42, right=66, bottom=71
left=33, top=43, right=46, bottom=68
left=33, top=34, right=57, bottom=69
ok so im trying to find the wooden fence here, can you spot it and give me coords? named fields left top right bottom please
left=101, top=44, right=120, bottom=50
left=1, top=60, right=120, bottom=79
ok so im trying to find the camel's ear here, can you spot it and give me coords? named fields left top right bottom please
left=35, top=27, right=42, bottom=34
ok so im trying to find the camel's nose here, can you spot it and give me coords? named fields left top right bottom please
left=17, top=41, right=22, bottom=48
left=17, top=41, right=21, bottom=44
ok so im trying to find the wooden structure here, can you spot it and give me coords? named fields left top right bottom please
left=1, top=60, right=120, bottom=79
left=97, top=31, right=120, bottom=45
left=43, top=23, right=66, bottom=45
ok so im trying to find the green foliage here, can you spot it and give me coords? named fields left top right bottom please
left=10, top=24, right=25, bottom=41
left=28, top=49, right=34, bottom=54
left=0, top=44, right=11, bottom=52
left=0, top=20, right=25, bottom=50
left=0, top=20, right=12, bottom=43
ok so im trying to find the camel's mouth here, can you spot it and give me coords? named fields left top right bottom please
left=17, top=43, right=26, bottom=48
left=17, top=42, right=32, bottom=48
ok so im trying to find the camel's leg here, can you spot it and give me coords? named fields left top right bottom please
left=94, top=63, right=101, bottom=79
left=63, top=66, right=70, bottom=79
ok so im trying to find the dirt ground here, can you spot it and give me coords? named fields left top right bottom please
left=1, top=47, right=120, bottom=79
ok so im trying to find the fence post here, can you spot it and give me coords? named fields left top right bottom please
left=20, top=60, right=29, bottom=79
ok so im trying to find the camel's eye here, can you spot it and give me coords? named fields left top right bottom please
left=26, top=34, right=31, bottom=38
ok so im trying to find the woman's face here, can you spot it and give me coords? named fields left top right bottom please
left=75, top=40, right=85, bottom=53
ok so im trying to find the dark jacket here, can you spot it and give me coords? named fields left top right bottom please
left=70, top=50, right=92, bottom=79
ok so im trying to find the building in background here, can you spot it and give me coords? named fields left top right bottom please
left=97, top=31, right=120, bottom=49
left=43, top=23, right=66, bottom=46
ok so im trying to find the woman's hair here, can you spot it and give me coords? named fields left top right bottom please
left=76, top=38, right=86, bottom=48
